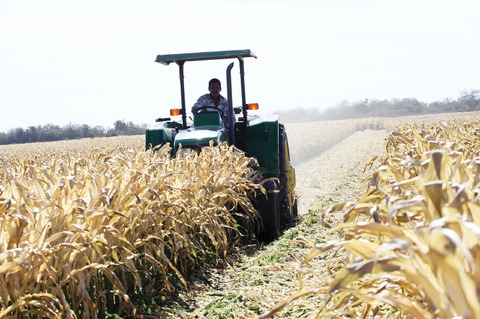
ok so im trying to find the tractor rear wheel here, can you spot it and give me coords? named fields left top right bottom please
left=279, top=124, right=297, bottom=228
left=256, top=178, right=281, bottom=241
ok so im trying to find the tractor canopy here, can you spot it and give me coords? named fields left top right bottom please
left=155, top=49, right=257, bottom=65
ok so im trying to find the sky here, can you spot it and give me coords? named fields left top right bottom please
left=1, top=0, right=479, bottom=132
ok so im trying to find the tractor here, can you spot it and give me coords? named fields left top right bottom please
left=145, top=49, right=296, bottom=240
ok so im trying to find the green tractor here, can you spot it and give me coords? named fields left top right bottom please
left=145, top=49, right=297, bottom=240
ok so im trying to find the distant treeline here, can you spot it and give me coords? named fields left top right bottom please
left=0, top=120, right=146, bottom=145
left=277, top=89, right=480, bottom=123
left=1, top=90, right=479, bottom=145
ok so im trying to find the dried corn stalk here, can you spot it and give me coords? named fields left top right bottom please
left=0, top=137, right=261, bottom=318
left=264, top=114, right=480, bottom=319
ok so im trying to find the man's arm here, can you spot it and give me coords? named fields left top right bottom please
left=191, top=94, right=207, bottom=114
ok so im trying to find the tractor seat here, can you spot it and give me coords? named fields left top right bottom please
left=193, top=111, right=222, bottom=127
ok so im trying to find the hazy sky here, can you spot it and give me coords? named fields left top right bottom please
left=1, top=0, right=479, bottom=132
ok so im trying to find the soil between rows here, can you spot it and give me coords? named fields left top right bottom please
left=158, top=129, right=387, bottom=319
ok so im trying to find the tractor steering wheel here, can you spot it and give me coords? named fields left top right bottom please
left=195, top=106, right=225, bottom=118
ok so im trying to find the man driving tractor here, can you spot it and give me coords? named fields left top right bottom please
left=191, top=78, right=228, bottom=121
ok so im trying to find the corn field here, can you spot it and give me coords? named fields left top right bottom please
left=3, top=112, right=480, bottom=318
left=0, top=137, right=262, bottom=318
left=263, top=113, right=480, bottom=318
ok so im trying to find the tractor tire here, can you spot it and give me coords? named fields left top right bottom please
left=279, top=124, right=297, bottom=229
left=256, top=178, right=281, bottom=241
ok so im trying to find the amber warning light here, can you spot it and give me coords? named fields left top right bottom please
left=170, top=108, right=182, bottom=116
left=247, top=103, right=259, bottom=110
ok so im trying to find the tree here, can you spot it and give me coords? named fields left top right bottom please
left=114, top=120, right=128, bottom=133
left=457, top=89, right=480, bottom=111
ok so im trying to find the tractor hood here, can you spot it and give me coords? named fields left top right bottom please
left=173, top=125, right=227, bottom=150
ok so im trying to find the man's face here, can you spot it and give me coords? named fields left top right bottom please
left=209, top=83, right=221, bottom=97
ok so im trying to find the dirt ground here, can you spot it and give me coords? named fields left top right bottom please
left=295, top=128, right=386, bottom=214
left=158, top=128, right=388, bottom=319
